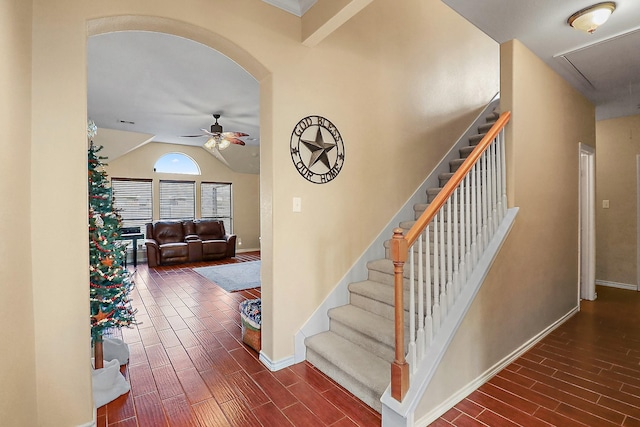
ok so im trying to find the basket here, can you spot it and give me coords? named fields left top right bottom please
left=239, top=298, right=261, bottom=352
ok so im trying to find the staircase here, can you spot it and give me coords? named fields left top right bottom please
left=305, top=111, right=502, bottom=413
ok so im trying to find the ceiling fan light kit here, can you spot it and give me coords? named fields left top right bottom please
left=568, top=2, right=616, bottom=34
left=182, top=113, right=248, bottom=151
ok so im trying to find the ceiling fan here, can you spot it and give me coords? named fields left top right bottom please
left=182, top=114, right=249, bottom=151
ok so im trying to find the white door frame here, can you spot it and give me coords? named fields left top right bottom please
left=579, top=143, right=596, bottom=301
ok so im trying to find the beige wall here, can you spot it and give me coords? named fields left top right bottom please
left=105, top=142, right=261, bottom=250
left=595, top=115, right=640, bottom=286
left=416, top=39, right=595, bottom=418
left=28, top=0, right=499, bottom=423
left=0, top=1, right=38, bottom=425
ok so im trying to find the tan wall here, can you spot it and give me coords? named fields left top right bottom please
left=105, top=142, right=261, bottom=250
left=415, top=39, right=595, bottom=419
left=595, top=115, right=640, bottom=286
left=0, top=1, right=38, bottom=425
left=29, top=0, right=498, bottom=423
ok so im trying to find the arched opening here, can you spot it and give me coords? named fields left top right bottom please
left=85, top=15, right=274, bottom=409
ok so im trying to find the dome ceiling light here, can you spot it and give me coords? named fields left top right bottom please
left=568, top=2, right=616, bottom=34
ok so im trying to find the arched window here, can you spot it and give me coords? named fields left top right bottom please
left=154, top=152, right=201, bottom=175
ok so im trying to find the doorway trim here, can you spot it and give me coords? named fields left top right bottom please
left=579, top=143, right=596, bottom=301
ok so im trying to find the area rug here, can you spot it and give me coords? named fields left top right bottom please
left=193, top=261, right=261, bottom=292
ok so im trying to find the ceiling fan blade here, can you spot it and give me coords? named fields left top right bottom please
left=180, top=134, right=207, bottom=138
left=221, top=131, right=249, bottom=138
left=225, top=137, right=246, bottom=146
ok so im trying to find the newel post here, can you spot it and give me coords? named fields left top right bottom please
left=390, top=228, right=410, bottom=401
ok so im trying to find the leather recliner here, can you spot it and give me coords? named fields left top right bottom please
left=145, top=219, right=237, bottom=267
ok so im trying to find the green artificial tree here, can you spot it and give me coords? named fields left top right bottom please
left=88, top=120, right=136, bottom=369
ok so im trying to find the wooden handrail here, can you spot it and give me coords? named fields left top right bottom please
left=389, top=110, right=511, bottom=402
left=404, top=111, right=511, bottom=247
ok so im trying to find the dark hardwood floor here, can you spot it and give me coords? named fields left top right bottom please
left=99, top=255, right=640, bottom=427
left=97, top=251, right=381, bottom=427
left=435, top=286, right=640, bottom=426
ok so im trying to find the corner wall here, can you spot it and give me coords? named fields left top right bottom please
left=0, top=1, right=38, bottom=425
left=595, top=114, right=640, bottom=287
left=415, top=39, right=595, bottom=421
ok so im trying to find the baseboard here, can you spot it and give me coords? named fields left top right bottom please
left=596, top=280, right=637, bottom=291
left=414, top=305, right=579, bottom=427
left=259, top=351, right=295, bottom=371
left=237, top=247, right=260, bottom=253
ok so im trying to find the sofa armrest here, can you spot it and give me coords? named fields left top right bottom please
left=224, top=234, right=237, bottom=258
left=184, top=234, right=200, bottom=241
left=145, top=239, right=160, bottom=267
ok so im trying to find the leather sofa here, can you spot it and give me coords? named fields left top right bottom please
left=145, top=220, right=237, bottom=267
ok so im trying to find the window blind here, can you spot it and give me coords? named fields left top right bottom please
left=159, top=180, right=195, bottom=220
left=111, top=178, right=153, bottom=232
left=201, top=182, right=233, bottom=232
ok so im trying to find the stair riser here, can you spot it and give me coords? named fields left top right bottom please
left=306, top=349, right=383, bottom=413
left=349, top=291, right=432, bottom=327
left=330, top=320, right=396, bottom=363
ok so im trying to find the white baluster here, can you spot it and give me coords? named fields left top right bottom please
left=408, top=244, right=416, bottom=371
left=432, top=214, right=440, bottom=332
left=487, top=143, right=495, bottom=237
left=459, top=179, right=467, bottom=287
left=481, top=152, right=489, bottom=249
left=500, top=129, right=507, bottom=218
left=465, top=173, right=473, bottom=277
left=425, top=226, right=433, bottom=347
left=446, top=199, right=454, bottom=309
left=440, top=206, right=447, bottom=318
left=416, top=234, right=424, bottom=362
left=453, top=187, right=460, bottom=296
left=472, top=163, right=480, bottom=262
left=491, top=137, right=502, bottom=233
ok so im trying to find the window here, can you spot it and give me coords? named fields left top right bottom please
left=201, top=182, right=233, bottom=232
left=111, top=178, right=153, bottom=232
left=154, top=153, right=201, bottom=175
left=159, top=180, right=195, bottom=220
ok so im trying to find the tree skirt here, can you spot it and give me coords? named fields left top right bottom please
left=92, top=358, right=130, bottom=408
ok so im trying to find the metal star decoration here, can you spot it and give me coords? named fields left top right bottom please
left=301, top=126, right=336, bottom=169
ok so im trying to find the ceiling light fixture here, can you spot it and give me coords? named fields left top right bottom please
left=568, top=2, right=616, bottom=34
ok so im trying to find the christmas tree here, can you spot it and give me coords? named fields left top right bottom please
left=88, top=120, right=136, bottom=369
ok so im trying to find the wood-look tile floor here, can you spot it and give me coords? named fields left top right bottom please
left=97, top=251, right=382, bottom=427
left=99, top=258, right=640, bottom=427
left=434, top=285, right=640, bottom=426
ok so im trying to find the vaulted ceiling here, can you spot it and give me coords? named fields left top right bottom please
left=89, top=0, right=640, bottom=174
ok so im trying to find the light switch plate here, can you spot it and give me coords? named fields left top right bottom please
left=603, top=200, right=610, bottom=209
left=293, top=197, right=302, bottom=212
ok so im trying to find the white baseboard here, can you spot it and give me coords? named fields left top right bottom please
left=259, top=351, right=295, bottom=371
left=414, top=306, right=579, bottom=427
left=596, top=280, right=637, bottom=291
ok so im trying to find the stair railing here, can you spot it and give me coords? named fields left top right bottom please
left=390, top=112, right=511, bottom=401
